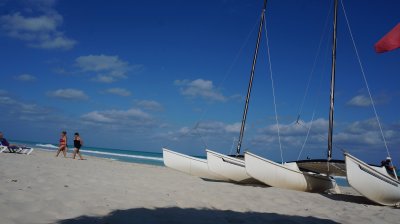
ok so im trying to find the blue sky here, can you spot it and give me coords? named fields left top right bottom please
left=0, top=0, right=399, bottom=165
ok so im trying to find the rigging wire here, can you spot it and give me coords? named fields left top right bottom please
left=297, top=23, right=333, bottom=160
left=296, top=2, right=334, bottom=123
left=229, top=137, right=238, bottom=155
left=168, top=18, right=260, bottom=149
left=296, top=120, right=346, bottom=154
left=263, top=11, right=283, bottom=164
left=193, top=123, right=209, bottom=149
left=340, top=0, right=397, bottom=180
left=297, top=111, right=316, bottom=160
left=340, top=1, right=391, bottom=157
left=296, top=4, right=333, bottom=159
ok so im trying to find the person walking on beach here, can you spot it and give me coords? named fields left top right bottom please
left=72, top=132, right=84, bottom=160
left=56, top=131, right=67, bottom=158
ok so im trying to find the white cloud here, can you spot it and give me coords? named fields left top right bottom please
left=105, top=88, right=131, bottom=97
left=259, top=118, right=328, bottom=136
left=0, top=10, right=76, bottom=50
left=347, top=95, right=371, bottom=107
left=81, top=108, right=155, bottom=130
left=347, top=94, right=389, bottom=107
left=333, top=118, right=397, bottom=147
left=76, top=55, right=129, bottom=72
left=75, top=54, right=142, bottom=83
left=15, top=74, right=36, bottom=82
left=1, top=13, right=59, bottom=32
left=344, top=118, right=379, bottom=134
left=250, top=117, right=400, bottom=155
left=94, top=75, right=117, bottom=83
left=32, top=35, right=76, bottom=49
left=135, top=100, right=164, bottom=111
left=158, top=121, right=241, bottom=141
left=252, top=118, right=329, bottom=147
left=174, top=79, right=226, bottom=102
left=47, top=88, right=88, bottom=100
left=80, top=111, right=114, bottom=123
left=225, top=122, right=241, bottom=133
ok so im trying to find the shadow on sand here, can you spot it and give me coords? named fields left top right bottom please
left=320, top=193, right=377, bottom=206
left=56, top=207, right=340, bottom=224
left=202, top=178, right=269, bottom=188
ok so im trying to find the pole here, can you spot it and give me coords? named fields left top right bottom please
left=236, top=0, right=267, bottom=155
left=327, top=0, right=338, bottom=160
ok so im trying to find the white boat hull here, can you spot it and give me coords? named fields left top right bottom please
left=206, top=149, right=258, bottom=183
left=345, top=152, right=400, bottom=206
left=162, top=148, right=228, bottom=181
left=245, top=152, right=338, bottom=192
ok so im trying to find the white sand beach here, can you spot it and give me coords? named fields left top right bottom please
left=0, top=150, right=398, bottom=224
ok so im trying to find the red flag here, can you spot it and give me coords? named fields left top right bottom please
left=375, top=23, right=400, bottom=53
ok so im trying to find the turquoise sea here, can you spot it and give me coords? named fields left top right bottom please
left=11, top=140, right=164, bottom=166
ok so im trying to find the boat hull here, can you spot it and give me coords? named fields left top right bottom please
left=245, top=152, right=337, bottom=193
left=345, top=152, right=400, bottom=206
left=206, top=149, right=257, bottom=183
left=162, top=148, right=228, bottom=181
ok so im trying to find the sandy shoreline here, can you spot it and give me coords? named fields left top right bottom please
left=0, top=150, right=398, bottom=224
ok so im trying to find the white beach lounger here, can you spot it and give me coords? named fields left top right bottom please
left=0, top=146, right=7, bottom=153
left=0, top=146, right=34, bottom=155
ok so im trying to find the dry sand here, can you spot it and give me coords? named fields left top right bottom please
left=0, top=150, right=398, bottom=224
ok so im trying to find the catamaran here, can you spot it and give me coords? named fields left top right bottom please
left=205, top=0, right=267, bottom=184
left=345, top=152, right=400, bottom=206
left=244, top=0, right=344, bottom=193
left=341, top=13, right=400, bottom=206
left=163, top=0, right=267, bottom=184
left=245, top=0, right=400, bottom=205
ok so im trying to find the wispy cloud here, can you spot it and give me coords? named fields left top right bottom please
left=47, top=88, right=88, bottom=100
left=347, top=95, right=372, bottom=107
left=195, top=121, right=241, bottom=134
left=174, top=79, right=226, bottom=102
left=251, top=117, right=400, bottom=155
left=105, top=88, right=131, bottom=97
left=259, top=118, right=328, bottom=136
left=347, top=94, right=389, bottom=107
left=0, top=89, right=8, bottom=95
left=14, top=74, right=36, bottom=82
left=0, top=1, right=76, bottom=50
left=81, top=108, right=155, bottom=131
left=135, top=100, right=164, bottom=111
left=75, top=54, right=143, bottom=83
left=0, top=93, right=51, bottom=121
left=334, top=118, right=397, bottom=147
left=157, top=121, right=241, bottom=141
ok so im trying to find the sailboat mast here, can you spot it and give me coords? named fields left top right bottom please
left=236, top=0, right=267, bottom=155
left=327, top=0, right=338, bottom=160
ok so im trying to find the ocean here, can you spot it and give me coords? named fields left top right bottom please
left=12, top=140, right=164, bottom=166
left=11, top=139, right=356, bottom=187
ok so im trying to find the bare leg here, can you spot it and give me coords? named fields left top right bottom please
left=63, top=147, right=67, bottom=158
left=78, top=151, right=84, bottom=160
left=72, top=148, right=77, bottom=159
left=56, top=146, right=64, bottom=157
